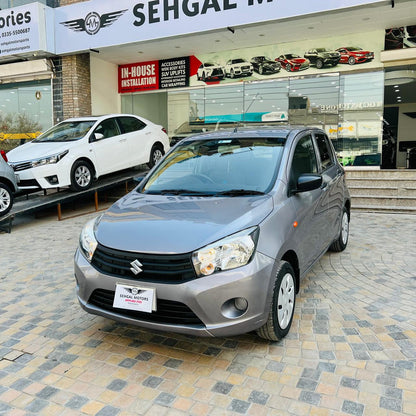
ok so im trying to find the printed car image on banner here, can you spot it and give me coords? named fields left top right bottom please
left=190, top=30, right=384, bottom=86
left=119, top=57, right=196, bottom=93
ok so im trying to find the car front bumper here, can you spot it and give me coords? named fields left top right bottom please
left=74, top=248, right=276, bottom=337
left=14, top=163, right=71, bottom=190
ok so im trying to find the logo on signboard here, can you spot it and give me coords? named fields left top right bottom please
left=60, top=9, right=127, bottom=35
left=130, top=259, right=143, bottom=275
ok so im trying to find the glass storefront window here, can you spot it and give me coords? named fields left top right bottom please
left=121, top=71, right=384, bottom=166
left=0, top=80, right=52, bottom=150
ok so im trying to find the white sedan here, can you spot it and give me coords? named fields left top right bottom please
left=7, top=114, right=169, bottom=191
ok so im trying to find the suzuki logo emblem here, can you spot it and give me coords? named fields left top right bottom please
left=130, top=259, right=143, bottom=275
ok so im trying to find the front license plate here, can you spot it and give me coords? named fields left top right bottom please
left=113, top=284, right=156, bottom=313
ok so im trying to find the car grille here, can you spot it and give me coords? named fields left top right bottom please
left=89, top=289, right=204, bottom=326
left=211, top=68, right=223, bottom=76
left=91, top=244, right=197, bottom=283
left=241, top=65, right=251, bottom=71
left=10, top=161, right=32, bottom=172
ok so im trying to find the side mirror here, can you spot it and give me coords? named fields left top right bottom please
left=294, top=174, right=322, bottom=194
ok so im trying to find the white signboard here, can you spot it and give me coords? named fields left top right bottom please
left=0, top=2, right=53, bottom=59
left=54, top=0, right=384, bottom=55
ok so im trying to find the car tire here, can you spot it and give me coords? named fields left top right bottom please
left=348, top=56, right=356, bottom=65
left=70, top=160, right=94, bottom=192
left=202, top=72, right=206, bottom=82
left=259, top=66, right=264, bottom=75
left=256, top=260, right=296, bottom=341
left=329, top=207, right=349, bottom=252
left=285, top=63, right=292, bottom=71
left=148, top=144, right=164, bottom=168
left=316, top=59, right=323, bottom=69
left=0, top=183, right=13, bottom=217
left=230, top=69, right=235, bottom=78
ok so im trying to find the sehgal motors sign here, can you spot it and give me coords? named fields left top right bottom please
left=55, top=0, right=385, bottom=55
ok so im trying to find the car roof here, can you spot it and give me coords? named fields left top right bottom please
left=63, top=114, right=140, bottom=123
left=181, top=126, right=324, bottom=142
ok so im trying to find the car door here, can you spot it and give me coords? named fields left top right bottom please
left=288, top=133, right=328, bottom=271
left=313, top=131, right=345, bottom=244
left=90, top=117, right=127, bottom=175
left=116, top=116, right=150, bottom=167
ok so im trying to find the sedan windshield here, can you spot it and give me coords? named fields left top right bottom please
left=33, top=121, right=95, bottom=143
left=141, top=136, right=285, bottom=196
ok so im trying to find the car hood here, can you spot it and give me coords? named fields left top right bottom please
left=289, top=58, right=306, bottom=64
left=7, top=140, right=78, bottom=162
left=95, top=192, right=274, bottom=254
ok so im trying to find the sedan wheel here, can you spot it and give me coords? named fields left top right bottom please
left=0, top=183, right=13, bottom=216
left=256, top=261, right=296, bottom=341
left=348, top=56, right=356, bottom=65
left=316, top=59, right=323, bottom=69
left=148, top=144, right=164, bottom=168
left=70, top=161, right=93, bottom=191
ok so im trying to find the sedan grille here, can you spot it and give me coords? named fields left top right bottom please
left=241, top=65, right=251, bottom=71
left=10, top=161, right=32, bottom=172
left=91, top=244, right=197, bottom=283
left=89, top=289, right=203, bottom=326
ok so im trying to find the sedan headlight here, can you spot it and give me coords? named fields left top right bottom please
left=31, top=150, right=68, bottom=168
left=192, top=227, right=259, bottom=277
left=79, top=216, right=101, bottom=261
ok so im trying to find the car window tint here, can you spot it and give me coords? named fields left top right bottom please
left=290, top=135, right=318, bottom=187
left=117, top=116, right=146, bottom=133
left=94, top=118, right=119, bottom=139
left=315, top=133, right=334, bottom=171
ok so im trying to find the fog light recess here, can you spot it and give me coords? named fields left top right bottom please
left=221, top=297, right=248, bottom=319
left=46, top=175, right=59, bottom=185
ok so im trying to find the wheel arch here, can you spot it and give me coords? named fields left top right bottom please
left=72, top=157, right=96, bottom=178
left=281, top=250, right=300, bottom=293
left=0, top=177, right=17, bottom=193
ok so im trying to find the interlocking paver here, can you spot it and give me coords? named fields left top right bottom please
left=1, top=211, right=416, bottom=415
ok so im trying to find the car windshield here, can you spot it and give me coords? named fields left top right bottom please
left=232, top=59, right=245, bottom=63
left=346, top=47, right=362, bottom=51
left=316, top=48, right=327, bottom=52
left=285, top=54, right=299, bottom=59
left=140, top=136, right=285, bottom=196
left=33, top=121, right=96, bottom=143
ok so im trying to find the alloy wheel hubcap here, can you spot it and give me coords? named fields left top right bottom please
left=341, top=212, right=349, bottom=245
left=153, top=150, right=163, bottom=164
left=75, top=166, right=91, bottom=187
left=0, top=188, right=10, bottom=212
left=277, top=272, right=295, bottom=329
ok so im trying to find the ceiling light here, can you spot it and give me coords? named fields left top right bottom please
left=385, top=70, right=416, bottom=85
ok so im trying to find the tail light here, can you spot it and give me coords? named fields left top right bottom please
left=162, top=127, right=167, bottom=135
left=1, top=150, right=7, bottom=162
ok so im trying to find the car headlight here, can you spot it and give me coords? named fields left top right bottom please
left=79, top=215, right=101, bottom=261
left=31, top=150, right=68, bottom=168
left=192, top=227, right=259, bottom=277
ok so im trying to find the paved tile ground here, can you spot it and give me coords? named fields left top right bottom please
left=0, top=210, right=415, bottom=415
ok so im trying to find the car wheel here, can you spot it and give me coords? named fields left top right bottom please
left=0, top=183, right=13, bottom=217
left=316, top=59, right=323, bottom=69
left=230, top=69, right=235, bottom=78
left=148, top=144, right=164, bottom=168
left=285, top=63, right=292, bottom=71
left=70, top=160, right=93, bottom=191
left=256, top=261, right=296, bottom=341
left=202, top=72, right=206, bottom=82
left=329, top=207, right=349, bottom=252
left=259, top=66, right=264, bottom=75
left=348, top=56, right=356, bottom=65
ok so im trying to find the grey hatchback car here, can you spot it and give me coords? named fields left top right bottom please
left=74, top=127, right=350, bottom=341
left=0, top=152, right=18, bottom=217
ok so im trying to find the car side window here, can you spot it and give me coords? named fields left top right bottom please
left=315, top=133, right=334, bottom=171
left=94, top=118, right=119, bottom=139
left=117, top=116, right=146, bottom=134
left=290, top=135, right=318, bottom=189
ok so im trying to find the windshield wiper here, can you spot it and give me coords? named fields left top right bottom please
left=151, top=189, right=215, bottom=196
left=215, top=189, right=265, bottom=197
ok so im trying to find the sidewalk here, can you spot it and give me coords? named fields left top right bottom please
left=0, top=211, right=415, bottom=415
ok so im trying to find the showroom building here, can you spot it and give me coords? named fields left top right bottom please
left=0, top=0, right=416, bottom=169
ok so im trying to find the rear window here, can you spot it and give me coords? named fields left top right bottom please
left=117, top=116, right=146, bottom=134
